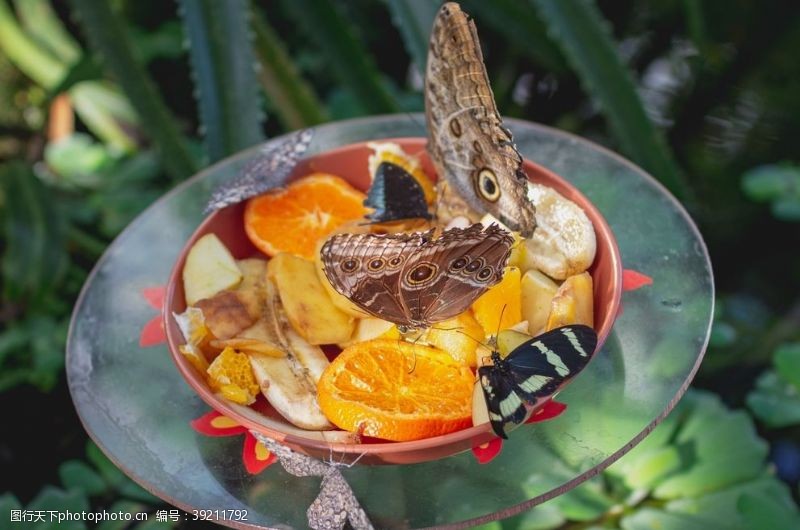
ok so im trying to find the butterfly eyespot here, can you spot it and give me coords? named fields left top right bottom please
left=473, top=140, right=483, bottom=153
left=465, top=257, right=485, bottom=273
left=406, top=262, right=438, bottom=285
left=341, top=259, right=359, bottom=272
left=388, top=255, right=404, bottom=268
left=449, top=256, right=469, bottom=271
left=477, top=267, right=494, bottom=281
left=449, top=118, right=462, bottom=137
left=476, top=169, right=501, bottom=202
left=367, top=258, right=386, bottom=271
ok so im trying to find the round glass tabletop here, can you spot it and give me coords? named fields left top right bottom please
left=67, top=115, right=713, bottom=529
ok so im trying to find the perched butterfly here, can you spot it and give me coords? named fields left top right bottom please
left=425, top=2, right=536, bottom=236
left=204, top=129, right=313, bottom=213
left=364, top=162, right=432, bottom=223
left=320, top=223, right=513, bottom=330
left=479, top=325, right=598, bottom=438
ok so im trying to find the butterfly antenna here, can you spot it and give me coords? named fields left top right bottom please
left=454, top=329, right=490, bottom=349
left=490, top=305, right=507, bottom=352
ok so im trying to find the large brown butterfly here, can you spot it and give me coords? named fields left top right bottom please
left=320, top=224, right=513, bottom=330
left=425, top=2, right=536, bottom=237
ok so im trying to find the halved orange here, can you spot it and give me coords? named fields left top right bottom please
left=317, top=339, right=474, bottom=441
left=244, top=173, right=367, bottom=260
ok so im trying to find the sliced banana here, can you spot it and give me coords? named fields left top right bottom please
left=226, top=402, right=359, bottom=444
left=524, top=183, right=596, bottom=280
left=244, top=280, right=333, bottom=430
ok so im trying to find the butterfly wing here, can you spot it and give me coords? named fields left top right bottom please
left=425, top=3, right=535, bottom=236
left=205, top=129, right=313, bottom=213
left=399, top=224, right=513, bottom=327
left=478, top=365, right=528, bottom=439
left=320, top=230, right=434, bottom=327
left=478, top=325, right=597, bottom=438
left=364, top=162, right=432, bottom=222
left=505, top=325, right=598, bottom=401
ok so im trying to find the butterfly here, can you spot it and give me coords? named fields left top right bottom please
left=479, top=325, right=598, bottom=438
left=204, top=129, right=313, bottom=213
left=363, top=161, right=432, bottom=223
left=425, top=2, right=536, bottom=237
left=320, top=223, right=513, bottom=330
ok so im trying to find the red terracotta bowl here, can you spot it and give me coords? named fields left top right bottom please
left=164, top=137, right=622, bottom=465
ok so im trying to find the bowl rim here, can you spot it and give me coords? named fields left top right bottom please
left=163, top=136, right=623, bottom=456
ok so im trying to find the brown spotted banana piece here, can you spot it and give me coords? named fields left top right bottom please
left=243, top=279, right=334, bottom=431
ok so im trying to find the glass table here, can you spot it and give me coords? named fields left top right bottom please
left=67, top=115, right=713, bottom=529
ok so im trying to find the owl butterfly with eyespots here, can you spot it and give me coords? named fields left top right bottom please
left=320, top=224, right=513, bottom=330
left=425, top=2, right=536, bottom=237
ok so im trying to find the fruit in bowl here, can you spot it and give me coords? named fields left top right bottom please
left=164, top=138, right=621, bottom=465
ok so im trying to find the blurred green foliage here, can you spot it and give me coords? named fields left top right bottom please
left=1, top=0, right=799, bottom=527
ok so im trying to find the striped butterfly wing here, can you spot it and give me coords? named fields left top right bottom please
left=479, top=325, right=598, bottom=438
left=478, top=365, right=528, bottom=439
left=504, top=325, right=598, bottom=401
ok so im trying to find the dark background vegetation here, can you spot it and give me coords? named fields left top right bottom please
left=1, top=0, right=799, bottom=528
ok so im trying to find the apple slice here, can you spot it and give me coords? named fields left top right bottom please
left=521, top=269, right=559, bottom=336
left=183, top=233, right=242, bottom=305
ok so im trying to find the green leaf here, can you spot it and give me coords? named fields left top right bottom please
left=179, top=0, right=264, bottom=162
left=774, top=342, right=800, bottom=389
left=772, top=196, right=800, bottom=221
left=59, top=460, right=108, bottom=496
left=14, top=0, right=80, bottom=64
left=69, top=0, right=198, bottom=180
left=86, top=441, right=122, bottom=484
left=384, top=0, right=439, bottom=75
left=0, top=0, right=64, bottom=87
left=621, top=507, right=728, bottom=530
left=28, top=315, right=68, bottom=391
left=531, top=0, right=686, bottom=199
left=49, top=54, right=104, bottom=96
left=738, top=491, right=800, bottom=530
left=741, top=164, right=800, bottom=201
left=44, top=133, right=114, bottom=188
left=282, top=0, right=399, bottom=115
left=625, top=446, right=683, bottom=491
left=250, top=7, right=328, bottom=129
left=665, top=475, right=792, bottom=526
left=129, top=20, right=185, bottom=63
left=0, top=493, right=22, bottom=522
left=550, top=477, right=615, bottom=522
left=746, top=371, right=800, bottom=428
left=71, top=82, right=140, bottom=152
left=512, top=503, right=565, bottom=530
left=27, top=486, right=89, bottom=530
left=0, top=324, right=30, bottom=365
left=654, top=408, right=767, bottom=498
left=461, top=0, right=567, bottom=74
left=0, top=162, right=68, bottom=306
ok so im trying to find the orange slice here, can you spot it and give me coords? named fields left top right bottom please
left=207, top=347, right=260, bottom=405
left=317, top=339, right=474, bottom=441
left=244, top=173, right=367, bottom=260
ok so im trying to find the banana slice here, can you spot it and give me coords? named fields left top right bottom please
left=226, top=402, right=359, bottom=444
left=243, top=280, right=333, bottom=430
left=524, top=183, right=596, bottom=280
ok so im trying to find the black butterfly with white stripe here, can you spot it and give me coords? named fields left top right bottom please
left=478, top=325, right=598, bottom=439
